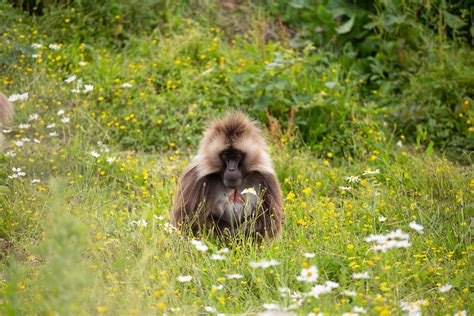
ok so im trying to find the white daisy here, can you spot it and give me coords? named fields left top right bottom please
left=65, top=75, right=77, bottom=83
left=296, top=265, right=318, bottom=282
left=438, top=283, right=453, bottom=293
left=83, top=84, right=94, bottom=93
left=8, top=92, right=29, bottom=102
left=211, top=254, right=226, bottom=260
left=241, top=187, right=257, bottom=195
left=409, top=221, right=424, bottom=233
left=249, top=259, right=280, bottom=269
left=28, top=113, right=39, bottom=121
left=176, top=275, right=192, bottom=282
left=352, top=272, right=370, bottom=280
left=48, top=43, right=61, bottom=50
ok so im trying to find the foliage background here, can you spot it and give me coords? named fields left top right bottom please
left=0, top=0, right=472, bottom=315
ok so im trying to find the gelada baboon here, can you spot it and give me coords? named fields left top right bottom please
left=171, top=111, right=283, bottom=239
left=0, top=94, right=14, bottom=148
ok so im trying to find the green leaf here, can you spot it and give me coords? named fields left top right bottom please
left=317, top=5, right=336, bottom=26
left=336, top=16, right=355, bottom=34
left=444, top=11, right=465, bottom=30
left=255, top=95, right=269, bottom=110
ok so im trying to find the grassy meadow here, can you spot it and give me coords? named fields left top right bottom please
left=0, top=1, right=473, bottom=315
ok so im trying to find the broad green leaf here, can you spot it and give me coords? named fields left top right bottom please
left=336, top=16, right=355, bottom=34
left=444, top=11, right=465, bottom=30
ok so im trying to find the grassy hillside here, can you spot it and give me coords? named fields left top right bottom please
left=0, top=1, right=472, bottom=315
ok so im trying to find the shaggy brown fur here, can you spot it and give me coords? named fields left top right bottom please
left=0, top=94, right=14, bottom=148
left=171, top=111, right=283, bottom=239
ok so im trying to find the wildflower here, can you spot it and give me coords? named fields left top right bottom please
left=47, top=123, right=56, bottom=128
left=8, top=167, right=26, bottom=179
left=409, top=221, right=424, bottom=234
left=31, top=43, right=42, bottom=49
left=212, top=285, right=224, bottom=290
left=262, top=303, right=281, bottom=311
left=454, top=311, right=467, bottom=316
left=32, top=54, right=41, bottom=58
left=15, top=141, right=24, bottom=147
left=107, top=157, right=116, bottom=164
left=190, top=240, right=208, bottom=252
left=249, top=259, right=280, bottom=269
left=48, top=43, right=61, bottom=50
left=79, top=61, right=87, bottom=66
left=296, top=265, right=318, bottom=282
left=31, top=179, right=41, bottom=184
left=400, top=300, right=427, bottom=316
left=363, top=169, right=380, bottom=175
left=49, top=132, right=58, bottom=137
left=278, top=287, right=290, bottom=295
left=21, top=137, right=31, bottom=142
left=131, top=219, right=147, bottom=227
left=204, top=306, right=217, bottom=313
left=90, top=151, right=100, bottom=158
left=325, top=281, right=339, bottom=290
left=28, top=113, right=39, bottom=121
left=218, top=248, right=230, bottom=254
left=353, top=306, right=367, bottom=314
left=19, top=123, right=30, bottom=129
left=176, top=275, right=192, bottom=282
left=5, top=151, right=16, bottom=157
left=162, top=222, right=177, bottom=233
left=97, top=306, right=108, bottom=313
left=61, top=117, right=70, bottom=123
left=211, top=254, right=226, bottom=261
left=307, top=284, right=332, bottom=298
left=8, top=92, right=29, bottom=102
left=2, top=128, right=12, bottom=133
left=343, top=290, right=357, bottom=296
left=438, top=283, right=453, bottom=292
left=339, top=186, right=352, bottom=191
left=121, top=83, right=133, bottom=88
left=241, top=187, right=257, bottom=195
left=378, top=216, right=387, bottom=222
left=65, top=75, right=77, bottom=83
left=364, top=229, right=411, bottom=252
left=226, top=274, right=243, bottom=279
left=303, top=253, right=316, bottom=258
left=84, top=84, right=94, bottom=93
left=345, top=175, right=361, bottom=183
left=33, top=138, right=40, bottom=144
left=396, top=140, right=403, bottom=148
left=352, top=272, right=370, bottom=280
left=57, top=109, right=65, bottom=116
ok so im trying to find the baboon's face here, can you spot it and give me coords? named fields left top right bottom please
left=220, top=148, right=245, bottom=189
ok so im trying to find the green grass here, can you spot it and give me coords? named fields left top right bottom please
left=0, top=2, right=472, bottom=315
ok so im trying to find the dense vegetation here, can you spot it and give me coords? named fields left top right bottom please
left=0, top=1, right=472, bottom=314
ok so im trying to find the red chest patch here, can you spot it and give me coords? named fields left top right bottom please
left=227, top=190, right=245, bottom=204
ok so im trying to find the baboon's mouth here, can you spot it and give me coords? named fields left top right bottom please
left=228, top=190, right=244, bottom=204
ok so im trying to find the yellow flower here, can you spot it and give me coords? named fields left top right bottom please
left=286, top=192, right=295, bottom=200
left=97, top=306, right=108, bottom=313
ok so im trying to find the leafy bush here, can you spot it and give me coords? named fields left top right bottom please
left=264, top=0, right=473, bottom=160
